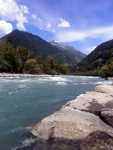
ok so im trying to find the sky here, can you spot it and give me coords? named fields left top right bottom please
left=0, top=0, right=113, bottom=54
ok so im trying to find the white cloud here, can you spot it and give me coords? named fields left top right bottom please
left=58, top=19, right=70, bottom=28
left=32, top=14, right=37, bottom=20
left=84, top=46, right=96, bottom=53
left=0, top=0, right=29, bottom=30
left=16, top=21, right=25, bottom=31
left=47, top=22, right=51, bottom=28
left=32, top=13, right=42, bottom=23
left=56, top=30, right=86, bottom=42
left=0, top=20, right=13, bottom=37
left=20, top=5, right=29, bottom=14
left=55, top=25, right=113, bottom=42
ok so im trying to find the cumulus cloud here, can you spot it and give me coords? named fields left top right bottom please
left=0, top=20, right=13, bottom=37
left=0, top=0, right=29, bottom=30
left=55, top=25, right=113, bottom=42
left=58, top=19, right=70, bottom=28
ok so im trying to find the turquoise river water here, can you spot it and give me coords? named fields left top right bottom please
left=0, top=76, right=112, bottom=150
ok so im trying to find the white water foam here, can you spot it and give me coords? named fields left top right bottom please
left=96, top=81, right=112, bottom=84
left=12, top=138, right=37, bottom=150
left=48, top=76, right=69, bottom=82
left=80, top=80, right=112, bottom=85
left=56, top=82, right=67, bottom=85
left=10, top=127, right=24, bottom=133
left=22, top=138, right=36, bottom=146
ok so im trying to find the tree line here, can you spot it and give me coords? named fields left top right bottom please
left=0, top=38, right=68, bottom=75
left=73, top=56, right=113, bottom=78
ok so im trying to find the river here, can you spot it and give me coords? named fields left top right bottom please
left=0, top=76, right=112, bottom=150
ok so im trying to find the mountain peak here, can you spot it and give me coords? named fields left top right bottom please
left=51, top=40, right=58, bottom=43
left=11, top=29, right=20, bottom=33
left=50, top=40, right=63, bottom=47
left=14, top=29, right=19, bottom=31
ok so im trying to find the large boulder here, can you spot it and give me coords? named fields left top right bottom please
left=31, top=108, right=113, bottom=140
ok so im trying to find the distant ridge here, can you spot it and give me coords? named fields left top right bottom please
left=50, top=40, right=86, bottom=61
left=0, top=29, right=86, bottom=67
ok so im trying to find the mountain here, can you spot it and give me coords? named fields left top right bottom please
left=50, top=40, right=86, bottom=61
left=0, top=30, right=86, bottom=68
left=74, top=39, right=113, bottom=77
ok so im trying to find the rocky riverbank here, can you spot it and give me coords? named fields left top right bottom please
left=31, top=84, right=113, bottom=150
left=0, top=73, right=51, bottom=77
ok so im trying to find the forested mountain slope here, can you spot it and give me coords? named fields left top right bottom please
left=74, top=39, right=113, bottom=77
left=50, top=40, right=86, bottom=62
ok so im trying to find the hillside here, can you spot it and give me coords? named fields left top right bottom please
left=50, top=40, right=86, bottom=61
left=74, top=39, right=113, bottom=77
left=0, top=30, right=86, bottom=68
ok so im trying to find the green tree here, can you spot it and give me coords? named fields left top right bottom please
left=15, top=46, right=34, bottom=73
left=24, top=59, right=41, bottom=74
left=6, top=35, right=13, bottom=45
left=99, top=58, right=113, bottom=77
left=0, top=41, right=16, bottom=72
left=43, top=56, right=68, bottom=75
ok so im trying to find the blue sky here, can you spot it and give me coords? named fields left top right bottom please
left=0, top=0, right=113, bottom=54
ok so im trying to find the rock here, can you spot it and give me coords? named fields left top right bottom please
left=0, top=73, right=52, bottom=77
left=81, top=131, right=113, bottom=150
left=31, top=108, right=113, bottom=140
left=95, top=84, right=113, bottom=96
left=101, top=109, right=113, bottom=127
left=63, top=84, right=113, bottom=114
left=18, top=131, right=113, bottom=150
